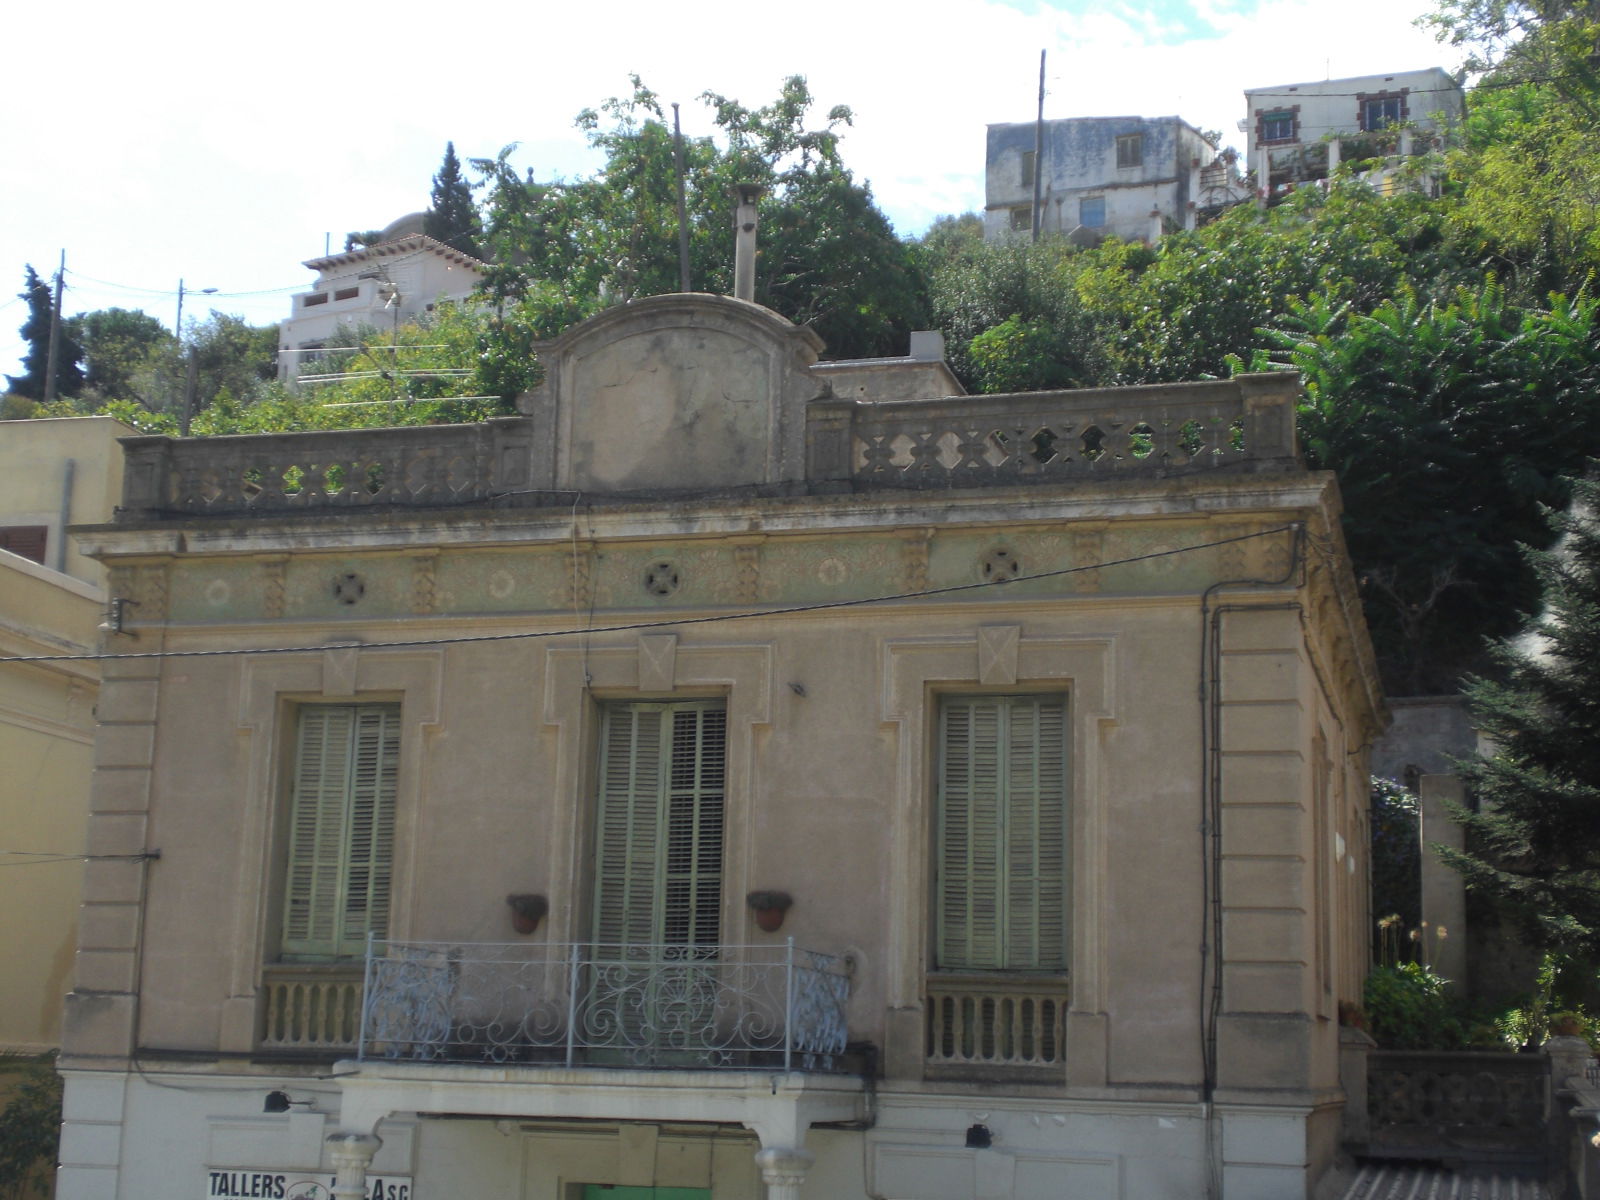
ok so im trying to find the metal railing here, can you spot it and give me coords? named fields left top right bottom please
left=925, top=974, right=1068, bottom=1071
left=359, top=938, right=852, bottom=1071
left=261, top=965, right=364, bottom=1051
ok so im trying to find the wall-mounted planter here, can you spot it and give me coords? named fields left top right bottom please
left=506, top=893, right=548, bottom=936
left=746, top=890, right=793, bottom=933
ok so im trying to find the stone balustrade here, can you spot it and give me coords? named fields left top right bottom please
left=260, top=966, right=364, bottom=1052
left=924, top=974, right=1069, bottom=1073
left=113, top=375, right=1298, bottom=519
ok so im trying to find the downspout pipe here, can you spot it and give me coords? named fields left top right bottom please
left=54, top=458, right=75, bottom=574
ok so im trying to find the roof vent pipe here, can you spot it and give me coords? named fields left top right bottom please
left=732, top=183, right=763, bottom=302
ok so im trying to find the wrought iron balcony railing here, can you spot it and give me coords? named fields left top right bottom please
left=359, top=939, right=852, bottom=1072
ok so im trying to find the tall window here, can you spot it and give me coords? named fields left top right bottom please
left=594, top=701, right=727, bottom=949
left=936, top=694, right=1068, bottom=972
left=280, top=704, right=400, bottom=961
left=1019, top=149, right=1037, bottom=188
left=1116, top=133, right=1144, bottom=168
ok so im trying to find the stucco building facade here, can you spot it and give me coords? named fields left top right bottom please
left=1242, top=67, right=1465, bottom=200
left=985, top=116, right=1247, bottom=243
left=277, top=212, right=487, bottom=381
left=0, top=416, right=130, bottom=1053
left=60, top=295, right=1382, bottom=1199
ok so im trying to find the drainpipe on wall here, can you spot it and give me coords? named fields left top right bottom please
left=733, top=183, right=763, bottom=302
left=54, top=458, right=75, bottom=574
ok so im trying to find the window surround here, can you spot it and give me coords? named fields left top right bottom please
left=1079, top=196, right=1107, bottom=229
left=1019, top=149, right=1036, bottom=188
left=1116, top=133, right=1144, bottom=169
left=540, top=635, right=773, bottom=949
left=1256, top=105, right=1300, bottom=145
left=878, top=628, right=1117, bottom=1085
left=1357, top=89, right=1409, bottom=132
left=221, top=648, right=442, bottom=1054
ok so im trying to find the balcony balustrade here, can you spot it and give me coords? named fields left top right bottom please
left=358, top=939, right=852, bottom=1072
left=925, top=974, right=1069, bottom=1074
left=114, top=376, right=1297, bottom=519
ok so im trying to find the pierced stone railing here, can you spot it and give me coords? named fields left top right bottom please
left=924, top=974, right=1068, bottom=1072
left=115, top=374, right=1299, bottom=519
left=118, top=417, right=535, bottom=518
left=1366, top=1050, right=1548, bottom=1165
left=807, top=373, right=1299, bottom=489
left=359, top=939, right=852, bottom=1072
left=260, top=965, right=364, bottom=1052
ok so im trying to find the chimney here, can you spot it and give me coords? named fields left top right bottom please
left=732, top=183, right=763, bottom=302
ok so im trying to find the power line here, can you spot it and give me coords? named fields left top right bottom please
left=0, top=525, right=1299, bottom=666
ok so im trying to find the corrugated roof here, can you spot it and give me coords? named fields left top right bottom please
left=1339, top=1164, right=1550, bottom=1200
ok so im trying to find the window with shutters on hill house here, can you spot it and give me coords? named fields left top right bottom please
left=278, top=703, right=401, bottom=962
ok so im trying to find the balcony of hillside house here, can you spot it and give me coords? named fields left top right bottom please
left=261, top=940, right=852, bottom=1073
left=112, top=374, right=1299, bottom=519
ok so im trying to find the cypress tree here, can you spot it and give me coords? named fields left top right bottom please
left=6, top=265, right=83, bottom=400
left=424, top=142, right=483, bottom=260
left=1443, top=473, right=1600, bottom=957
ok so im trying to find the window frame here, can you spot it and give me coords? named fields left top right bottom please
left=1257, top=107, right=1299, bottom=145
left=1078, top=196, right=1107, bottom=229
left=1116, top=133, right=1144, bottom=169
left=1358, top=90, right=1408, bottom=132
left=933, top=692, right=1070, bottom=974
left=276, top=701, right=402, bottom=963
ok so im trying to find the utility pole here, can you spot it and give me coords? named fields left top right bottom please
left=1031, top=50, right=1046, bottom=243
left=673, top=103, right=691, bottom=293
left=43, top=251, right=65, bottom=406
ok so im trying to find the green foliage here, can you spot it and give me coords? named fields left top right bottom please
left=475, top=75, right=927, bottom=360
left=7, top=266, right=83, bottom=401
left=73, top=307, right=174, bottom=406
left=1371, top=779, right=1423, bottom=942
left=425, top=141, right=483, bottom=260
left=1440, top=473, right=1600, bottom=957
left=0, top=1056, right=62, bottom=1199
left=1364, top=961, right=1470, bottom=1049
left=1274, top=283, right=1600, bottom=690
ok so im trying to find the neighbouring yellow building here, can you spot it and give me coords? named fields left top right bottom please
left=59, top=297, right=1383, bottom=1199
left=0, top=416, right=130, bottom=1052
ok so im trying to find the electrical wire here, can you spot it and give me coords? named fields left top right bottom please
left=0, top=525, right=1299, bottom=667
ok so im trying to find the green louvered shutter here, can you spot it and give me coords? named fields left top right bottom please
left=281, top=704, right=401, bottom=961
left=937, top=695, right=1068, bottom=972
left=594, top=702, right=725, bottom=949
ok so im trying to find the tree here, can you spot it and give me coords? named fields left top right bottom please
left=1440, top=472, right=1600, bottom=959
left=6, top=265, right=83, bottom=401
left=474, top=76, right=928, bottom=360
left=74, top=307, right=173, bottom=405
left=1276, top=282, right=1600, bottom=692
left=425, top=142, right=483, bottom=260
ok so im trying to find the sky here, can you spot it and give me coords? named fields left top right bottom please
left=2, top=0, right=1456, bottom=384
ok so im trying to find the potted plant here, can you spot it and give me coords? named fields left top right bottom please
left=746, top=890, right=793, bottom=933
left=506, top=894, right=548, bottom=936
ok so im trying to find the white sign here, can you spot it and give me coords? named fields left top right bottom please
left=206, top=1170, right=412, bottom=1199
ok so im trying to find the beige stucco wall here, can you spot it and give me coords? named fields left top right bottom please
left=0, top=553, right=101, bottom=1051
left=0, top=416, right=131, bottom=585
left=67, top=485, right=1376, bottom=1106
